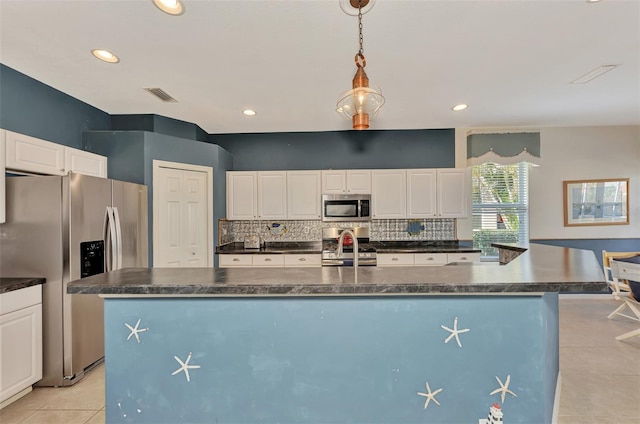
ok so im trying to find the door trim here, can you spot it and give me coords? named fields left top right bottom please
left=152, top=160, right=213, bottom=267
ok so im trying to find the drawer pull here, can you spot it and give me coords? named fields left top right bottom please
left=460, top=256, right=467, bottom=260
left=299, top=258, right=306, bottom=262
left=265, top=258, right=272, bottom=262
left=233, top=258, right=240, bottom=262
left=427, top=257, right=434, bottom=261
left=392, top=257, right=399, bottom=261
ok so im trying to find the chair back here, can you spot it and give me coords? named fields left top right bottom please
left=602, top=250, right=640, bottom=293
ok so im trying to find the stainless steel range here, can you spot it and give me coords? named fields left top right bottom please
left=321, top=227, right=377, bottom=266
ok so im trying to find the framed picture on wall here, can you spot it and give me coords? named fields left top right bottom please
left=563, top=178, right=629, bottom=226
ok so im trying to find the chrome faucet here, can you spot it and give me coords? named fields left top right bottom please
left=337, top=229, right=358, bottom=270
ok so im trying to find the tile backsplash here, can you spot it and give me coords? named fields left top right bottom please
left=219, top=219, right=456, bottom=245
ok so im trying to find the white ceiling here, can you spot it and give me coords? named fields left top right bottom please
left=1, top=0, right=639, bottom=134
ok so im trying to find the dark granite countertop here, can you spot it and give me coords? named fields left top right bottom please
left=373, top=241, right=479, bottom=254
left=216, top=242, right=323, bottom=254
left=68, top=243, right=606, bottom=296
left=215, top=241, right=480, bottom=255
left=1, top=277, right=46, bottom=294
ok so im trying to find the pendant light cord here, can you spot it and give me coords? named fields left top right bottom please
left=358, top=1, right=364, bottom=57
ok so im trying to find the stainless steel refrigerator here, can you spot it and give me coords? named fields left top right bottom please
left=0, top=172, right=148, bottom=386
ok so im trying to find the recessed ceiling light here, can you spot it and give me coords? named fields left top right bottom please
left=242, top=109, right=257, bottom=116
left=91, top=49, right=119, bottom=63
left=570, top=64, right=619, bottom=84
left=587, top=0, right=602, bottom=3
left=152, top=0, right=184, bottom=15
left=452, top=104, right=468, bottom=111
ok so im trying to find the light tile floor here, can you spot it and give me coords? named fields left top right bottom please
left=0, top=297, right=638, bottom=423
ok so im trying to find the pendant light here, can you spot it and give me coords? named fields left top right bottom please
left=336, top=0, right=385, bottom=130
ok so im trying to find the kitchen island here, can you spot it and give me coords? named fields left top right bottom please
left=68, top=243, right=605, bottom=424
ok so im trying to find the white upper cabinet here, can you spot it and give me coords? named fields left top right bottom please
left=4, top=130, right=107, bottom=177
left=226, top=171, right=257, bottom=220
left=321, top=170, right=371, bottom=194
left=227, top=171, right=322, bottom=221
left=257, top=171, right=287, bottom=220
left=226, top=168, right=467, bottom=221
left=5, top=130, right=66, bottom=175
left=64, top=148, right=107, bottom=178
left=346, top=170, right=371, bottom=193
left=287, top=171, right=321, bottom=220
left=321, top=170, right=346, bottom=194
left=372, top=169, right=406, bottom=218
left=406, top=169, right=437, bottom=218
left=437, top=169, right=467, bottom=218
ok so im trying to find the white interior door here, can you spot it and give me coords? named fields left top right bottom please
left=154, top=162, right=212, bottom=267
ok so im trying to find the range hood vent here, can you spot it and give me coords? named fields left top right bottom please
left=144, top=87, right=178, bottom=102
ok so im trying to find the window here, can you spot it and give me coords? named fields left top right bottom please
left=472, top=162, right=529, bottom=259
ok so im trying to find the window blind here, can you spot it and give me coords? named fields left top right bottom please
left=472, top=162, right=529, bottom=258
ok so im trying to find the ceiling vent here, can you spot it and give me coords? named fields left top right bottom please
left=144, top=87, right=178, bottom=102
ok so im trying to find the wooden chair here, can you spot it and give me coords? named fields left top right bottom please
left=602, top=250, right=640, bottom=322
left=610, top=258, right=640, bottom=341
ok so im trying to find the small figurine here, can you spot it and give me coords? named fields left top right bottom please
left=479, top=403, right=503, bottom=424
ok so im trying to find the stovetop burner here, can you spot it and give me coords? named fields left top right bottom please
left=321, top=227, right=377, bottom=266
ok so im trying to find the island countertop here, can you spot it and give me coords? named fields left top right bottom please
left=68, top=243, right=606, bottom=296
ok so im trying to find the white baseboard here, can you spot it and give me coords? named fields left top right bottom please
left=0, top=386, right=32, bottom=409
left=559, top=293, right=611, bottom=299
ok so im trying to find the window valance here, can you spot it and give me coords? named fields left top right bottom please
left=467, top=132, right=541, bottom=166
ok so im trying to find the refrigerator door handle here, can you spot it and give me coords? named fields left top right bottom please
left=113, top=207, right=123, bottom=270
left=104, top=206, right=117, bottom=272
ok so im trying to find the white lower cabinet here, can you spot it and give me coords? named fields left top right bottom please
left=377, top=253, right=415, bottom=266
left=219, top=254, right=321, bottom=268
left=219, top=254, right=253, bottom=268
left=446, top=252, right=481, bottom=263
left=414, top=253, right=448, bottom=266
left=377, top=252, right=480, bottom=267
left=0, top=285, right=43, bottom=404
left=284, top=254, right=322, bottom=267
left=252, top=255, right=285, bottom=267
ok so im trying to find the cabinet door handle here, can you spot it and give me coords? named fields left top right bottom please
left=299, top=258, right=306, bottom=262
left=265, top=258, right=272, bottom=262
left=233, top=258, right=240, bottom=262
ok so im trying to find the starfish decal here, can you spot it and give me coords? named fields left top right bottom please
left=441, top=316, right=470, bottom=348
left=124, top=318, right=148, bottom=344
left=417, top=381, right=443, bottom=410
left=171, top=352, right=201, bottom=382
left=490, top=375, right=518, bottom=403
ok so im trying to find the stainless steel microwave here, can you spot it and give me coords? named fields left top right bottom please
left=322, top=194, right=371, bottom=222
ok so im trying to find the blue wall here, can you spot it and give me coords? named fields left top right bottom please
left=105, top=294, right=559, bottom=423
left=83, top=131, right=233, bottom=267
left=212, top=129, right=455, bottom=171
left=111, top=114, right=209, bottom=142
left=0, top=64, right=111, bottom=148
